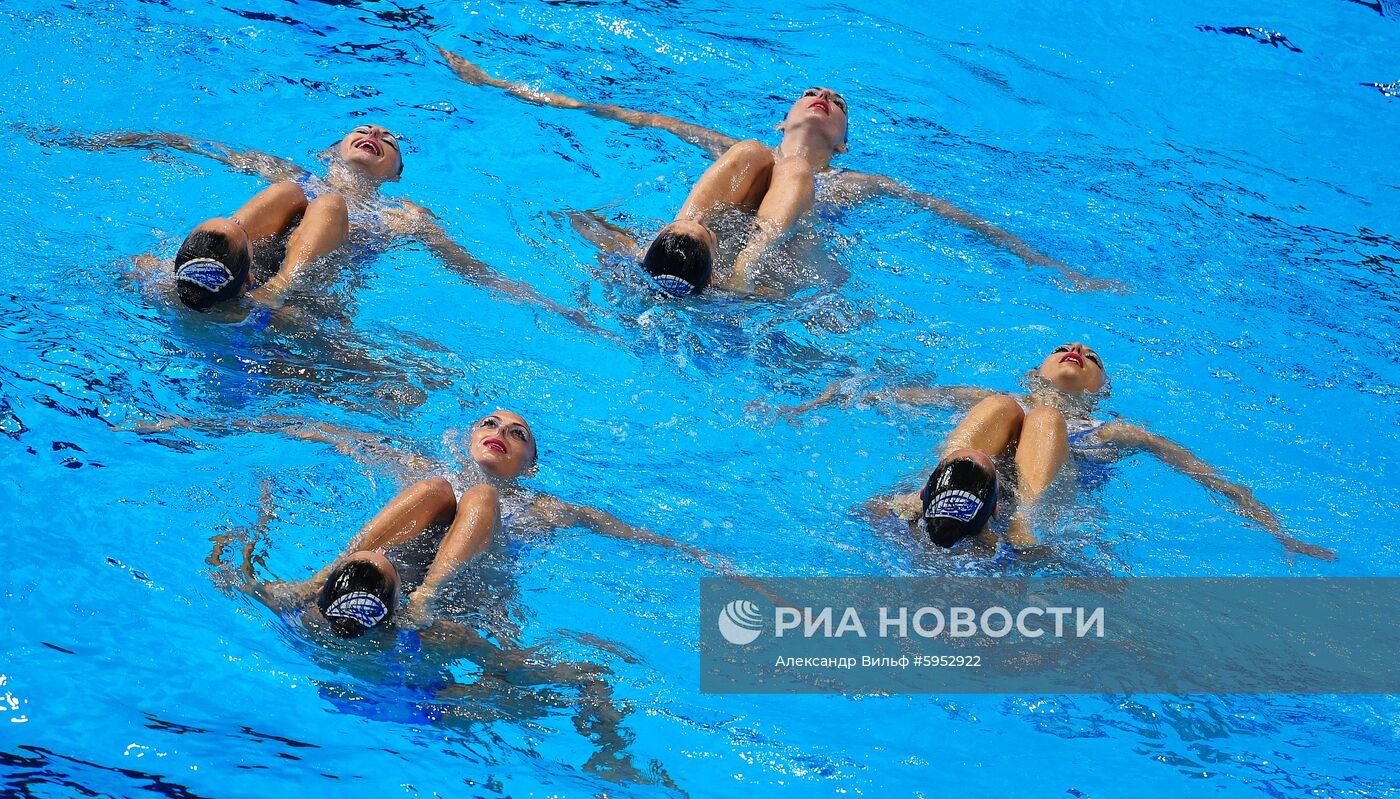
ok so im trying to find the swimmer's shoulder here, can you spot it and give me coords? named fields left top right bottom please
left=816, top=167, right=898, bottom=206
left=521, top=490, right=561, bottom=517
left=376, top=197, right=437, bottom=236
left=1078, top=420, right=1147, bottom=449
left=512, top=491, right=580, bottom=532
left=399, top=198, right=432, bottom=216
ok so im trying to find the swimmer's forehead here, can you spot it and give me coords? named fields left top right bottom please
left=349, top=123, right=402, bottom=140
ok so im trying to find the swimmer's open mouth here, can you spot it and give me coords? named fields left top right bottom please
left=809, top=99, right=830, bottom=114
left=482, top=437, right=507, bottom=455
left=1060, top=352, right=1085, bottom=367
left=355, top=139, right=382, bottom=157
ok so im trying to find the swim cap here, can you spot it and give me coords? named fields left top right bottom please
left=173, top=227, right=251, bottom=311
left=920, top=457, right=998, bottom=548
left=176, top=258, right=236, bottom=293
left=315, top=559, right=398, bottom=638
left=641, top=230, right=712, bottom=296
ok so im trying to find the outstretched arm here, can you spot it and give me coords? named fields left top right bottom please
left=124, top=414, right=439, bottom=479
left=778, top=378, right=994, bottom=418
left=438, top=45, right=739, bottom=159
left=206, top=480, right=321, bottom=610
left=529, top=494, right=731, bottom=570
left=837, top=172, right=1122, bottom=293
left=565, top=209, right=642, bottom=256
left=402, top=202, right=610, bottom=338
left=1096, top=422, right=1336, bottom=561
left=74, top=130, right=308, bottom=184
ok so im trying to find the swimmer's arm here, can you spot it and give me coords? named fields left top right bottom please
left=837, top=172, right=1123, bottom=293
left=566, top=210, right=642, bottom=256
left=405, top=203, right=608, bottom=336
left=779, top=379, right=991, bottom=417
left=1097, top=422, right=1337, bottom=562
left=437, top=46, right=738, bottom=159
left=428, top=626, right=636, bottom=775
left=206, top=481, right=315, bottom=609
left=774, top=378, right=866, bottom=417
left=868, top=385, right=993, bottom=410
left=264, top=417, right=440, bottom=477
left=864, top=491, right=918, bottom=523
left=530, top=494, right=731, bottom=570
left=417, top=619, right=506, bottom=662
left=122, top=414, right=438, bottom=477
left=81, top=131, right=308, bottom=183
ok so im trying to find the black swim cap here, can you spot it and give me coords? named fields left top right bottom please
left=920, top=457, right=999, bottom=548
left=315, top=559, right=398, bottom=638
left=173, top=229, right=251, bottom=311
left=641, top=230, right=712, bottom=296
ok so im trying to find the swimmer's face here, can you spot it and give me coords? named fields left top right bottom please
left=338, top=124, right=403, bottom=180
left=1037, top=342, right=1107, bottom=393
left=661, top=219, right=718, bottom=260
left=468, top=410, right=537, bottom=479
left=779, top=87, right=849, bottom=152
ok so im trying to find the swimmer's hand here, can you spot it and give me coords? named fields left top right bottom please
left=436, top=45, right=589, bottom=111
left=560, top=306, right=617, bottom=343
left=437, top=45, right=497, bottom=87
left=1056, top=272, right=1131, bottom=295
left=1223, top=485, right=1336, bottom=561
left=1276, top=535, right=1337, bottom=562
left=685, top=546, right=735, bottom=574
left=767, top=378, right=871, bottom=422
left=1032, top=255, right=1131, bottom=294
left=563, top=209, right=641, bottom=256
left=714, top=276, right=781, bottom=298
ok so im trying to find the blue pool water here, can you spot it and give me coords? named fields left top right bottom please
left=3, top=0, right=1399, bottom=795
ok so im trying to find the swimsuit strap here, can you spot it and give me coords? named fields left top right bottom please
left=1066, top=421, right=1108, bottom=447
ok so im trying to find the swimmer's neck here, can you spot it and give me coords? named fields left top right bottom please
left=774, top=129, right=840, bottom=170
left=323, top=161, right=389, bottom=200
left=459, top=463, right=523, bottom=494
left=1025, top=387, right=1096, bottom=420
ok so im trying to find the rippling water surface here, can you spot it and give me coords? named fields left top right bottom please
left=2, top=0, right=1398, bottom=796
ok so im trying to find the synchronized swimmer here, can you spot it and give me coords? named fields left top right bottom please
left=146, top=407, right=726, bottom=629
left=207, top=478, right=673, bottom=785
left=438, top=46, right=1115, bottom=295
left=90, top=124, right=589, bottom=325
left=786, top=342, right=1334, bottom=560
